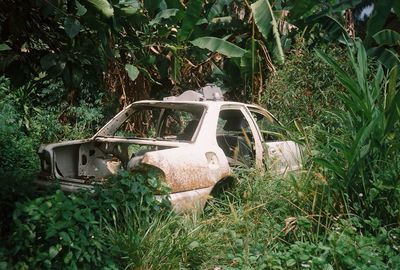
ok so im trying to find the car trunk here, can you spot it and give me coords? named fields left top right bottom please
left=38, top=138, right=188, bottom=190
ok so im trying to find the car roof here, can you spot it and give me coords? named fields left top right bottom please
left=132, top=99, right=251, bottom=106
left=126, top=87, right=272, bottom=115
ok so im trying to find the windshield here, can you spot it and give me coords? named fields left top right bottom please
left=96, top=103, right=205, bottom=142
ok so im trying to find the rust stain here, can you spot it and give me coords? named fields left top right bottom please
left=141, top=150, right=230, bottom=193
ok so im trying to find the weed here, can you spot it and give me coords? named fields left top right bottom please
left=316, top=40, right=400, bottom=225
left=5, top=169, right=171, bottom=269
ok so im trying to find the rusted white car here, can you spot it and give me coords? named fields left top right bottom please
left=37, top=85, right=301, bottom=211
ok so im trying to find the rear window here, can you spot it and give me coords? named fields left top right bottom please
left=101, top=104, right=205, bottom=142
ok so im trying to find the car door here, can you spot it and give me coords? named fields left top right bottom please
left=247, top=105, right=302, bottom=173
left=216, top=104, right=264, bottom=168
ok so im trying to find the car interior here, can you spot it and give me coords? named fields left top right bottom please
left=216, top=109, right=255, bottom=166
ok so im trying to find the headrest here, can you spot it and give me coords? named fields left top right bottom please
left=223, top=118, right=248, bottom=131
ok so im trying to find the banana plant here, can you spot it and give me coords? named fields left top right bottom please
left=187, top=0, right=286, bottom=100
left=285, top=0, right=400, bottom=71
left=0, top=0, right=290, bottom=104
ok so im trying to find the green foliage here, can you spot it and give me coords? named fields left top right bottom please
left=364, top=0, right=394, bottom=47
left=86, top=0, right=114, bottom=18
left=259, top=222, right=400, bottom=269
left=285, top=0, right=361, bottom=45
left=251, top=0, right=284, bottom=64
left=7, top=169, right=171, bottom=269
left=263, top=43, right=347, bottom=127
left=316, top=40, right=400, bottom=224
left=190, top=37, right=247, bottom=58
left=177, top=0, right=203, bottom=41
left=0, top=0, right=290, bottom=100
left=100, top=169, right=400, bottom=269
left=1, top=1, right=400, bottom=268
left=0, top=76, right=108, bottom=143
left=11, top=190, right=116, bottom=269
left=373, top=29, right=400, bottom=46
left=124, top=64, right=139, bottom=81
left=0, top=102, right=38, bottom=176
left=107, top=213, right=192, bottom=269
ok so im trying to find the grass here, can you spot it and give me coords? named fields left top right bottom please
left=103, top=167, right=400, bottom=269
left=104, top=170, right=314, bottom=269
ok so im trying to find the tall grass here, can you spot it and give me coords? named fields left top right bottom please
left=316, top=40, right=400, bottom=225
left=104, top=167, right=400, bottom=269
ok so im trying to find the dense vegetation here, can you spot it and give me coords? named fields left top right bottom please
left=1, top=0, right=399, bottom=269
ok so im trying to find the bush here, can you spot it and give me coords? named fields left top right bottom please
left=263, top=42, right=348, bottom=127
left=259, top=218, right=400, bottom=270
left=315, top=41, right=400, bottom=225
left=0, top=77, right=114, bottom=238
left=0, top=101, right=38, bottom=177
left=6, top=169, right=171, bottom=269
left=0, top=93, right=40, bottom=237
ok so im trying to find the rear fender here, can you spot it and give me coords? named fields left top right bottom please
left=138, top=146, right=231, bottom=193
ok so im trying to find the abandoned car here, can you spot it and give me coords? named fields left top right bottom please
left=37, top=85, right=301, bottom=211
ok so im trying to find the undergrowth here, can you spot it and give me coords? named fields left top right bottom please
left=103, top=169, right=400, bottom=269
left=263, top=41, right=348, bottom=128
left=2, top=169, right=171, bottom=269
left=0, top=76, right=116, bottom=239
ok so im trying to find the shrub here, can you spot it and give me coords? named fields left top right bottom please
left=0, top=102, right=38, bottom=177
left=316, top=40, right=400, bottom=225
left=0, top=96, right=39, bottom=236
left=263, top=42, right=348, bottom=127
left=7, top=169, right=171, bottom=269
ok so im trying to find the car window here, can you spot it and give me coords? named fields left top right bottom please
left=250, top=111, right=282, bottom=142
left=216, top=108, right=255, bottom=165
left=159, top=109, right=201, bottom=141
left=112, top=105, right=203, bottom=141
left=114, top=107, right=160, bottom=138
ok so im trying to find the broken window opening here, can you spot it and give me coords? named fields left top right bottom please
left=108, top=104, right=205, bottom=142
left=216, top=108, right=255, bottom=166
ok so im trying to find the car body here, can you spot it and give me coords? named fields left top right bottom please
left=36, top=85, right=301, bottom=211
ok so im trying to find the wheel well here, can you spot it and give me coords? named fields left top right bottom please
left=210, top=176, right=237, bottom=197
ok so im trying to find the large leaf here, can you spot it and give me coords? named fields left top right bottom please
left=364, top=0, right=393, bottom=47
left=177, top=0, right=202, bottom=41
left=290, top=0, right=360, bottom=43
left=124, top=64, right=139, bottom=81
left=251, top=0, right=284, bottom=64
left=118, top=0, right=141, bottom=15
left=75, top=0, right=87, bottom=16
left=287, top=0, right=317, bottom=20
left=207, top=0, right=232, bottom=21
left=251, top=0, right=273, bottom=40
left=190, top=37, right=246, bottom=58
left=319, top=15, right=348, bottom=42
left=375, top=48, right=400, bottom=70
left=373, top=29, right=400, bottom=46
left=385, top=66, right=400, bottom=134
left=150, top=8, right=179, bottom=26
left=0, top=43, right=11, bottom=51
left=171, top=52, right=181, bottom=84
left=85, top=0, right=114, bottom=18
left=144, top=0, right=167, bottom=17
left=316, top=48, right=362, bottom=106
left=165, top=0, right=183, bottom=9
left=64, top=17, right=81, bottom=38
left=40, top=54, right=58, bottom=70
